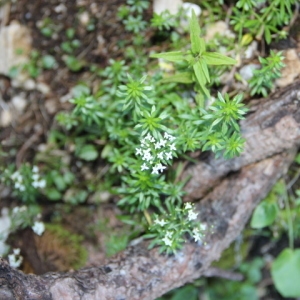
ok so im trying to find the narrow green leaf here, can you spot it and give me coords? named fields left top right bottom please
left=271, top=249, right=300, bottom=297
left=150, top=51, right=184, bottom=62
left=203, top=52, right=236, bottom=65
left=193, top=62, right=210, bottom=97
left=199, top=59, right=210, bottom=83
left=189, top=10, right=201, bottom=54
left=193, top=61, right=207, bottom=89
left=160, top=72, right=194, bottom=84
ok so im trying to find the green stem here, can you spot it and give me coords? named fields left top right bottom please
left=283, top=183, right=294, bottom=250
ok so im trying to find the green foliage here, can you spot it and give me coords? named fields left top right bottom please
left=151, top=11, right=236, bottom=97
left=231, top=0, right=296, bottom=44
left=0, top=164, right=46, bottom=203
left=271, top=248, right=300, bottom=297
left=151, top=11, right=177, bottom=31
left=249, top=51, right=285, bottom=96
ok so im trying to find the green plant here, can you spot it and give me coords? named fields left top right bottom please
left=231, top=0, right=296, bottom=44
left=0, top=164, right=46, bottom=203
left=249, top=50, right=285, bottom=96
left=150, top=11, right=236, bottom=98
left=55, top=10, right=247, bottom=254
left=250, top=177, right=300, bottom=297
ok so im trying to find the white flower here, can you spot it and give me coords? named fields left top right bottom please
left=192, top=228, right=203, bottom=242
left=32, top=221, right=45, bottom=236
left=136, top=148, right=143, bottom=155
left=188, top=210, right=198, bottom=221
left=165, top=152, right=173, bottom=160
left=143, top=153, right=153, bottom=162
left=200, top=223, right=207, bottom=231
left=150, top=137, right=155, bottom=143
left=141, top=163, right=149, bottom=171
left=156, top=163, right=166, bottom=173
left=162, top=235, right=172, bottom=246
left=152, top=166, right=159, bottom=174
left=185, top=202, right=193, bottom=210
left=32, top=179, right=46, bottom=189
left=169, top=143, right=176, bottom=151
left=154, top=218, right=167, bottom=226
left=32, top=166, right=39, bottom=173
left=32, top=173, right=40, bottom=181
left=157, top=152, right=164, bottom=160
left=154, top=142, right=162, bottom=149
left=11, top=171, right=19, bottom=181
left=164, top=132, right=170, bottom=139
left=8, top=249, right=23, bottom=268
left=145, top=133, right=152, bottom=140
left=159, top=139, right=167, bottom=147
left=37, top=179, right=46, bottom=189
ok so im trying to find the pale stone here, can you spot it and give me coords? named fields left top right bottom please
left=153, top=0, right=183, bottom=15
left=23, top=78, right=36, bottom=90
left=239, top=64, right=260, bottom=81
left=205, top=21, right=235, bottom=41
left=12, top=95, right=27, bottom=112
left=276, top=49, right=300, bottom=88
left=182, top=2, right=202, bottom=18
left=244, top=41, right=258, bottom=59
left=36, top=82, right=50, bottom=94
left=79, top=11, right=90, bottom=26
left=0, top=109, right=12, bottom=127
left=0, top=21, right=32, bottom=76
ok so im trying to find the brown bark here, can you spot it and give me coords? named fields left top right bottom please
left=0, top=82, right=300, bottom=300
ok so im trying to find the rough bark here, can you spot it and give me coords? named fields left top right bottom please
left=0, top=82, right=300, bottom=300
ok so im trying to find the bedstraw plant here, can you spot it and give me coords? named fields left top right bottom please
left=56, top=11, right=247, bottom=253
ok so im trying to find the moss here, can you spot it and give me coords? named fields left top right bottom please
left=34, top=224, right=88, bottom=271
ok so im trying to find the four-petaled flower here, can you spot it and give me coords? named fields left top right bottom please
left=154, top=218, right=167, bottom=226
left=169, top=143, right=176, bottom=151
left=159, top=139, right=167, bottom=147
left=136, top=148, right=143, bottom=155
left=192, top=228, right=203, bottom=242
left=141, top=163, right=149, bottom=171
left=187, top=210, right=198, bottom=221
left=165, top=152, right=173, bottom=160
left=157, top=152, right=164, bottom=160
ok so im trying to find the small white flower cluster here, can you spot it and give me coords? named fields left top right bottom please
left=184, top=202, right=198, bottom=221
left=192, top=223, right=207, bottom=243
left=31, top=166, right=46, bottom=189
left=11, top=165, right=46, bottom=192
left=135, top=132, right=176, bottom=174
left=8, top=248, right=23, bottom=268
left=153, top=202, right=207, bottom=248
left=32, top=221, right=45, bottom=236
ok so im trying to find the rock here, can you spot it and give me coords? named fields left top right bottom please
left=239, top=64, right=260, bottom=81
left=23, top=78, right=36, bottom=90
left=79, top=11, right=90, bottom=26
left=205, top=21, right=235, bottom=41
left=276, top=49, right=300, bottom=88
left=0, top=21, right=32, bottom=76
left=0, top=109, right=12, bottom=127
left=244, top=41, right=258, bottom=59
left=36, top=82, right=50, bottom=95
left=182, top=2, right=202, bottom=18
left=153, top=0, right=183, bottom=15
left=12, top=94, right=27, bottom=112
